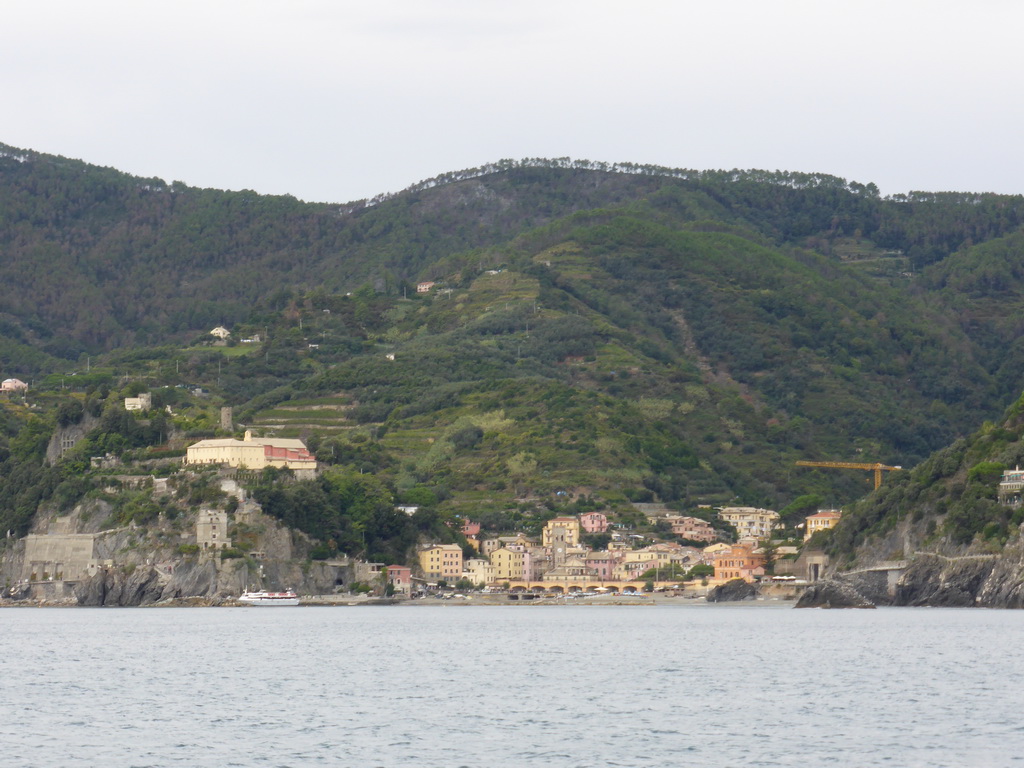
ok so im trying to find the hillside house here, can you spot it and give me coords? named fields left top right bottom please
left=668, top=515, right=717, bottom=543
left=210, top=326, right=231, bottom=339
left=999, top=467, right=1024, bottom=506
left=718, top=507, right=779, bottom=540
left=416, top=281, right=436, bottom=293
left=579, top=511, right=609, bottom=534
left=124, top=392, right=152, bottom=411
left=804, top=509, right=843, bottom=540
left=1, top=378, right=28, bottom=392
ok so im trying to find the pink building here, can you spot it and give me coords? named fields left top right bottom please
left=579, top=512, right=609, bottom=534
left=584, top=552, right=619, bottom=580
left=461, top=520, right=481, bottom=537
left=1, top=378, right=28, bottom=392
left=387, top=565, right=412, bottom=594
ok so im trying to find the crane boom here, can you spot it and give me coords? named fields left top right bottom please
left=795, top=461, right=902, bottom=490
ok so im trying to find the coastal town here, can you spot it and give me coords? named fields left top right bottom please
left=3, top=389, right=849, bottom=604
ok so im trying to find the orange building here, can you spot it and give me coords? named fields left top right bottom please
left=713, top=543, right=766, bottom=583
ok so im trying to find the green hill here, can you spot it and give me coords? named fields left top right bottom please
left=4, top=144, right=1024, bottom=558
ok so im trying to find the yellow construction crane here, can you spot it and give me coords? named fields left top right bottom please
left=795, top=461, right=903, bottom=490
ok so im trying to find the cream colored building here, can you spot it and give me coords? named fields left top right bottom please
left=419, top=544, right=463, bottom=580
left=462, top=558, right=496, bottom=585
left=718, top=507, right=780, bottom=540
left=612, top=549, right=672, bottom=580
left=186, top=431, right=317, bottom=472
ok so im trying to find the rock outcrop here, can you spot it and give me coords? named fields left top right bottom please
left=707, top=578, right=758, bottom=602
left=893, top=554, right=996, bottom=607
left=76, top=566, right=167, bottom=606
left=795, top=578, right=876, bottom=609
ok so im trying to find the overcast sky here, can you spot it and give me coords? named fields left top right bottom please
left=3, top=1, right=1022, bottom=203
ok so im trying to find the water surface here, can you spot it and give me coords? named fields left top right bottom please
left=1, top=604, right=1020, bottom=767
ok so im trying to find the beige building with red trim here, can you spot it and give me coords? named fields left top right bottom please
left=185, top=431, right=316, bottom=472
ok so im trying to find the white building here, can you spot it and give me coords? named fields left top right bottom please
left=124, top=392, right=152, bottom=411
left=718, top=507, right=780, bottom=540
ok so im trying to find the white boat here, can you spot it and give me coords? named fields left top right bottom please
left=238, top=589, right=300, bottom=606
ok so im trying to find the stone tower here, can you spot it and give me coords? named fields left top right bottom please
left=220, top=406, right=233, bottom=431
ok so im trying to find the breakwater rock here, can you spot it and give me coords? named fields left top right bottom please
left=707, top=578, right=758, bottom=602
left=795, top=578, right=876, bottom=609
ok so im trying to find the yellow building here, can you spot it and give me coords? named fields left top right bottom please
left=542, top=516, right=580, bottom=548
left=185, top=430, right=317, bottom=471
left=418, top=544, right=464, bottom=580
left=612, top=550, right=672, bottom=580
left=804, top=509, right=842, bottom=541
left=490, top=547, right=527, bottom=581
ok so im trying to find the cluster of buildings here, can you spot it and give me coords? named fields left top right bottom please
left=406, top=505, right=843, bottom=591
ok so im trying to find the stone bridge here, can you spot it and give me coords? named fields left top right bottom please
left=506, top=580, right=676, bottom=595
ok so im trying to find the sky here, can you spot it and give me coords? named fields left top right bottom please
left=3, top=0, right=1022, bottom=204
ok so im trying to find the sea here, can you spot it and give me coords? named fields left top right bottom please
left=1, top=603, right=1021, bottom=768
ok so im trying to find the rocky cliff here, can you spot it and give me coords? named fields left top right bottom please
left=74, top=556, right=345, bottom=606
left=2, top=490, right=372, bottom=607
left=806, top=526, right=1024, bottom=608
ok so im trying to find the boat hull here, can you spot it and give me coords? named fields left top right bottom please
left=238, top=591, right=300, bottom=606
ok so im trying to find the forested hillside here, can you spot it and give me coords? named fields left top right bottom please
left=3, top=143, right=1024, bottom=547
left=3, top=144, right=1024, bottom=369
